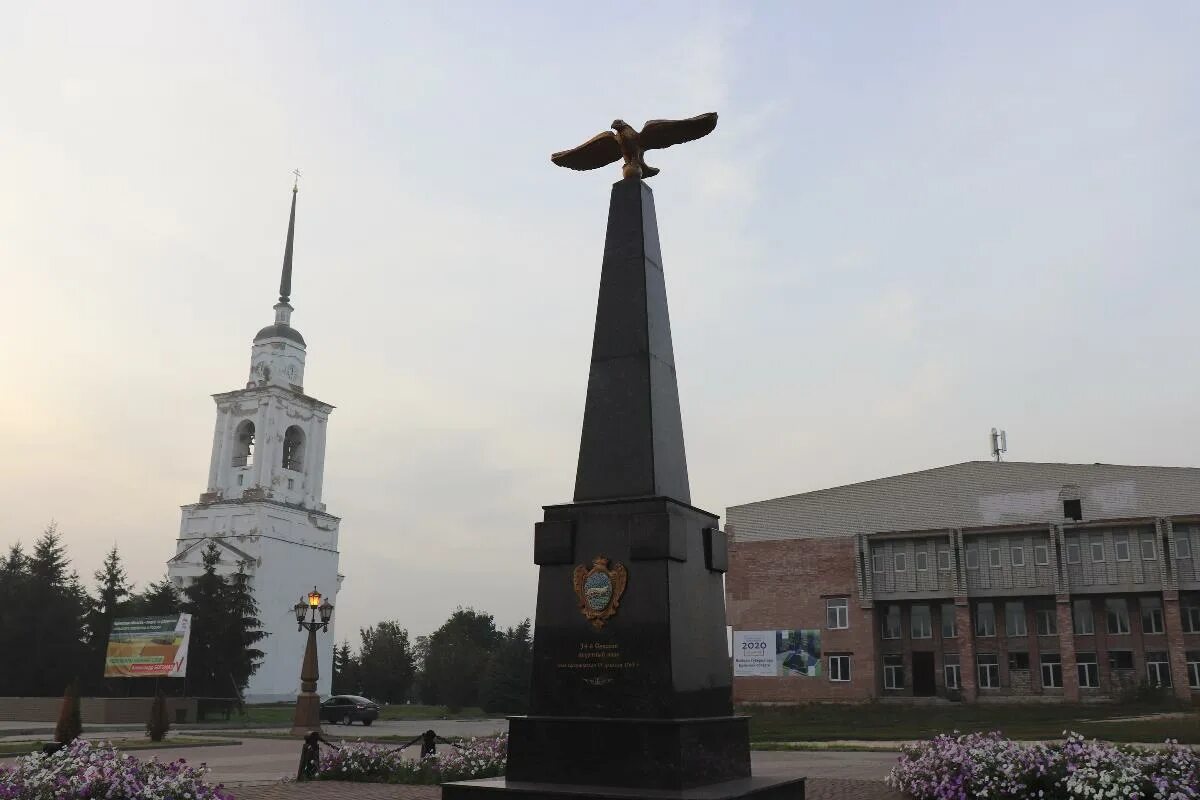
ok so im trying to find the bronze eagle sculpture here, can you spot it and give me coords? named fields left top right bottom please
left=551, top=112, right=718, bottom=179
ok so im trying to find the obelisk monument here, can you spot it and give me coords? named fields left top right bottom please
left=444, top=114, right=805, bottom=800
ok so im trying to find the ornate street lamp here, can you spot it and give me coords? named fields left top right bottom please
left=290, top=586, right=333, bottom=735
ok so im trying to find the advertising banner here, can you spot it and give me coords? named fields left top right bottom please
left=732, top=630, right=776, bottom=676
left=103, top=614, right=191, bottom=678
left=733, top=628, right=822, bottom=677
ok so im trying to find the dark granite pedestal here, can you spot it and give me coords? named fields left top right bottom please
left=443, top=178, right=803, bottom=800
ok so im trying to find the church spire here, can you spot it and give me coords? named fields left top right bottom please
left=279, top=171, right=299, bottom=304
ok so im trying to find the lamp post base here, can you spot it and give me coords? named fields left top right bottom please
left=290, top=692, right=323, bottom=736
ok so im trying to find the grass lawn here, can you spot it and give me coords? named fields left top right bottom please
left=741, top=703, right=1200, bottom=744
left=0, top=737, right=239, bottom=758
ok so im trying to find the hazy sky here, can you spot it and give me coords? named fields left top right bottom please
left=2, top=3, right=1198, bottom=643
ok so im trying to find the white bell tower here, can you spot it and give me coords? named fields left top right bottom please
left=168, top=180, right=342, bottom=703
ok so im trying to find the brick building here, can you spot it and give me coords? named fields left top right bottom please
left=725, top=462, right=1200, bottom=703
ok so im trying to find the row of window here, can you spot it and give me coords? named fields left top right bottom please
left=881, top=652, right=1200, bottom=690
left=875, top=597, right=1200, bottom=641
left=871, top=535, right=1197, bottom=574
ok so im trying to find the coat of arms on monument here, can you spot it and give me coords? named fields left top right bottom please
left=572, top=556, right=627, bottom=629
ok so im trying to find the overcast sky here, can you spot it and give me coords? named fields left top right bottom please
left=2, top=3, right=1198, bottom=643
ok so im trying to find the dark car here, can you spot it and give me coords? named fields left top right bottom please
left=319, top=695, right=380, bottom=725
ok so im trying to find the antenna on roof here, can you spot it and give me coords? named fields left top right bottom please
left=990, top=428, right=1007, bottom=462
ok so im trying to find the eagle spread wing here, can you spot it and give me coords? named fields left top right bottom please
left=552, top=130, right=623, bottom=171
left=610, top=562, right=627, bottom=609
left=572, top=564, right=588, bottom=605
left=639, top=112, right=718, bottom=152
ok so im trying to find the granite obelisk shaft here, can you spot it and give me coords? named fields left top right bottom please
left=574, top=178, right=690, bottom=504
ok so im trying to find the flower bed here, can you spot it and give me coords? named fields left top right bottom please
left=316, top=734, right=507, bottom=784
left=886, top=731, right=1200, bottom=800
left=0, top=738, right=232, bottom=800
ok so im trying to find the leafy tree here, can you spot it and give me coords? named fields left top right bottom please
left=479, top=619, right=533, bottom=714
left=332, top=640, right=360, bottom=695
left=358, top=621, right=416, bottom=703
left=419, top=608, right=499, bottom=710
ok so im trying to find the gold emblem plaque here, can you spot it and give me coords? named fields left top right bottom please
left=572, top=556, right=628, bottom=629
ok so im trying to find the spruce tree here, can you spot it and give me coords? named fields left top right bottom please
left=129, top=577, right=181, bottom=617
left=332, top=640, right=359, bottom=695
left=358, top=621, right=415, bottom=703
left=87, top=546, right=131, bottom=690
left=27, top=525, right=89, bottom=696
left=224, top=563, right=267, bottom=701
left=180, top=543, right=226, bottom=697
left=0, top=544, right=30, bottom=694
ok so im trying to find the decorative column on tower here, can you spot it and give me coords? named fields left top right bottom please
left=445, top=115, right=804, bottom=800
left=168, top=177, right=343, bottom=704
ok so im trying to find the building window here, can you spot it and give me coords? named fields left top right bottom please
left=1041, top=653, right=1063, bottom=688
left=1115, top=534, right=1131, bottom=562
left=882, top=605, right=902, bottom=640
left=883, top=655, right=904, bottom=689
left=1141, top=597, right=1164, bottom=635
left=1146, top=652, right=1171, bottom=688
left=282, top=425, right=306, bottom=471
left=1106, top=599, right=1130, bottom=635
left=894, top=553, right=907, bottom=572
left=1183, top=605, right=1200, bottom=634
left=1066, top=542, right=1081, bottom=564
left=975, top=602, right=996, bottom=637
left=1091, top=541, right=1105, bottom=562
left=1008, top=651, right=1030, bottom=670
left=1005, top=601, right=1027, bottom=637
left=1035, top=608, right=1057, bottom=636
left=977, top=654, right=1000, bottom=689
left=944, top=654, right=961, bottom=689
left=873, top=553, right=885, bottom=573
left=938, top=549, right=951, bottom=570
left=1073, top=599, right=1094, bottom=635
left=988, top=547, right=1002, bottom=568
left=826, top=598, right=849, bottom=630
left=941, top=603, right=957, bottom=638
left=232, top=420, right=255, bottom=467
left=1063, top=498, right=1083, bottom=521
left=1141, top=538, right=1156, bottom=561
left=287, top=478, right=295, bottom=490
left=1109, top=650, right=1134, bottom=670
left=237, top=474, right=244, bottom=486
left=828, top=655, right=851, bottom=682
left=1078, top=653, right=1099, bottom=688
left=1011, top=546, right=1025, bottom=567
left=916, top=551, right=929, bottom=571
left=1176, top=537, right=1192, bottom=559
left=1034, top=544, right=1049, bottom=566
left=911, top=605, right=932, bottom=639
left=965, top=548, right=979, bottom=569
left=1187, top=652, right=1200, bottom=690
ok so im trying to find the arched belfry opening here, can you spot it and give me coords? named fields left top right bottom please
left=233, top=420, right=256, bottom=467
left=282, top=425, right=305, bottom=471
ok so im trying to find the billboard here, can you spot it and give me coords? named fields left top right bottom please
left=103, top=614, right=191, bottom=678
left=733, top=629, right=821, bottom=677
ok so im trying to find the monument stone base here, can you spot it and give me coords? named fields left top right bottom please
left=443, top=775, right=806, bottom=800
